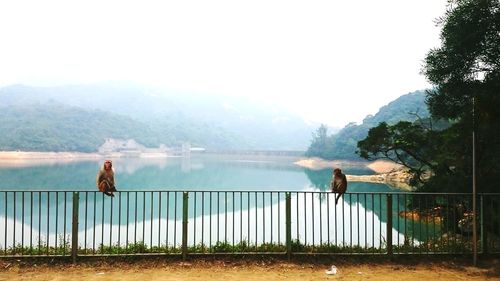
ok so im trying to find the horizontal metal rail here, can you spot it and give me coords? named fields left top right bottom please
left=0, top=191, right=498, bottom=260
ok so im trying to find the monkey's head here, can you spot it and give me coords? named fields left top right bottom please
left=333, top=168, right=342, bottom=176
left=104, top=160, right=112, bottom=170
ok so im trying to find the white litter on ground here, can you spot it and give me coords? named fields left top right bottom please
left=325, top=265, right=338, bottom=275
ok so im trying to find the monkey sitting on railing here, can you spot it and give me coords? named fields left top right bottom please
left=330, top=168, right=347, bottom=205
left=96, top=160, right=117, bottom=197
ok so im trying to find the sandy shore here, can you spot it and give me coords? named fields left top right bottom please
left=0, top=151, right=102, bottom=167
left=0, top=151, right=174, bottom=159
left=293, top=157, right=367, bottom=171
left=366, top=160, right=404, bottom=173
left=0, top=151, right=103, bottom=160
left=293, top=157, right=403, bottom=173
left=0, top=151, right=172, bottom=168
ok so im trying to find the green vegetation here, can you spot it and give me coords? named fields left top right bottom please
left=2, top=238, right=476, bottom=256
left=357, top=119, right=452, bottom=186
left=306, top=90, right=429, bottom=160
left=0, top=83, right=315, bottom=151
left=357, top=0, right=500, bottom=193
left=0, top=104, right=158, bottom=152
left=0, top=103, right=242, bottom=152
left=1, top=235, right=71, bottom=256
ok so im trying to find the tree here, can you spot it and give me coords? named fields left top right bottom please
left=424, top=0, right=499, bottom=121
left=423, top=0, right=500, bottom=192
left=358, top=121, right=430, bottom=185
left=358, top=0, right=500, bottom=192
left=305, top=124, right=330, bottom=157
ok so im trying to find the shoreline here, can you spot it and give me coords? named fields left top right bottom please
left=346, top=172, right=414, bottom=191
left=294, top=157, right=413, bottom=190
left=0, top=151, right=302, bottom=160
left=0, top=151, right=174, bottom=168
left=0, top=151, right=171, bottom=160
left=293, top=157, right=404, bottom=173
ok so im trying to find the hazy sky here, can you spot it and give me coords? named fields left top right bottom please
left=0, top=0, right=447, bottom=127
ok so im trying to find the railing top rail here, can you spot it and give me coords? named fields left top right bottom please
left=0, top=189, right=498, bottom=196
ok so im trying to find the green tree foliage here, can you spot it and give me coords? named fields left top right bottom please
left=0, top=104, right=159, bottom=152
left=0, top=103, right=241, bottom=152
left=358, top=119, right=453, bottom=186
left=305, top=124, right=330, bottom=157
left=358, top=0, right=499, bottom=192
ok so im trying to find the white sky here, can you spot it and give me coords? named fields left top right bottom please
left=0, top=0, right=447, bottom=127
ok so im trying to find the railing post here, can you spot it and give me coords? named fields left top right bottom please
left=386, top=194, right=393, bottom=255
left=71, top=192, right=79, bottom=263
left=182, top=192, right=189, bottom=260
left=480, top=195, right=486, bottom=254
left=286, top=192, right=292, bottom=260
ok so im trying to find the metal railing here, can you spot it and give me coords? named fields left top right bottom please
left=0, top=191, right=499, bottom=260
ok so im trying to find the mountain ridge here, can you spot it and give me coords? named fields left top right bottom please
left=306, top=90, right=430, bottom=160
left=0, top=82, right=316, bottom=151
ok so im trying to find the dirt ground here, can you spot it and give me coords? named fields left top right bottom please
left=0, top=257, right=498, bottom=281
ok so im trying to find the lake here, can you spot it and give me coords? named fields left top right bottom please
left=0, top=155, right=432, bottom=253
left=0, top=154, right=394, bottom=192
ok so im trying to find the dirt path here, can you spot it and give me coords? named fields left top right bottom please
left=0, top=258, right=498, bottom=281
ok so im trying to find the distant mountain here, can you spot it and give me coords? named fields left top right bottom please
left=361, top=90, right=429, bottom=127
left=306, top=90, right=430, bottom=160
left=0, top=103, right=157, bottom=152
left=0, top=82, right=316, bottom=152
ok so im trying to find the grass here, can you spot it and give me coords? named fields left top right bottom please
left=0, top=235, right=483, bottom=256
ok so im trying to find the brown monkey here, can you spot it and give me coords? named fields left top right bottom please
left=96, top=160, right=117, bottom=197
left=330, top=168, right=347, bottom=205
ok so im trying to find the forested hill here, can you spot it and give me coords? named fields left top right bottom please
left=0, top=83, right=316, bottom=152
left=0, top=104, right=153, bottom=152
left=306, top=90, right=429, bottom=160
left=361, top=90, right=429, bottom=127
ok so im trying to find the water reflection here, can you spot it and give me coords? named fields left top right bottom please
left=304, top=169, right=331, bottom=191
left=0, top=190, right=443, bottom=252
left=0, top=156, right=423, bottom=251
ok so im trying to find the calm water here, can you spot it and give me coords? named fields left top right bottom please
left=0, top=155, right=393, bottom=192
left=0, top=155, right=432, bottom=251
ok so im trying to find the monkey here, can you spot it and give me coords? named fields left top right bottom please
left=96, top=160, right=117, bottom=197
left=330, top=168, right=347, bottom=205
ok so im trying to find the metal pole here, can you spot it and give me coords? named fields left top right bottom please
left=472, top=96, right=477, bottom=266
left=386, top=194, right=393, bottom=255
left=286, top=192, right=292, bottom=260
left=71, top=192, right=79, bottom=263
left=480, top=195, right=486, bottom=254
left=182, top=192, right=189, bottom=260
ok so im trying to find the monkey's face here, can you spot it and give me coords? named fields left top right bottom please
left=104, top=162, right=112, bottom=170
